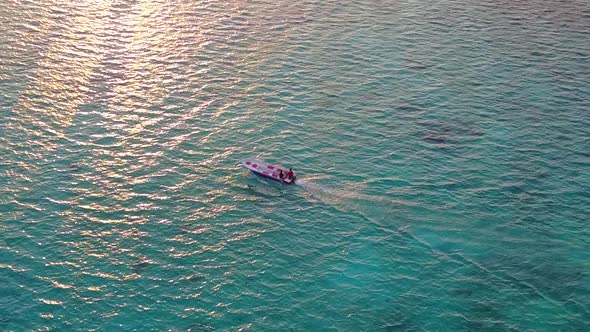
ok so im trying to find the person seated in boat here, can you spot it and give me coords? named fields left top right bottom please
left=285, top=168, right=294, bottom=180
left=278, top=170, right=284, bottom=179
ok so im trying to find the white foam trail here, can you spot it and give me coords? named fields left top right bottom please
left=297, top=177, right=412, bottom=207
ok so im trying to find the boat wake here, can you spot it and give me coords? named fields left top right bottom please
left=296, top=176, right=407, bottom=209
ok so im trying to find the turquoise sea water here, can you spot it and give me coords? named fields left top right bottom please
left=1, top=0, right=589, bottom=330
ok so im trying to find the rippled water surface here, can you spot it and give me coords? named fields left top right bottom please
left=1, top=0, right=590, bottom=330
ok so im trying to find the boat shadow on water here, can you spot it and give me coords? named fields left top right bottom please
left=234, top=172, right=288, bottom=199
